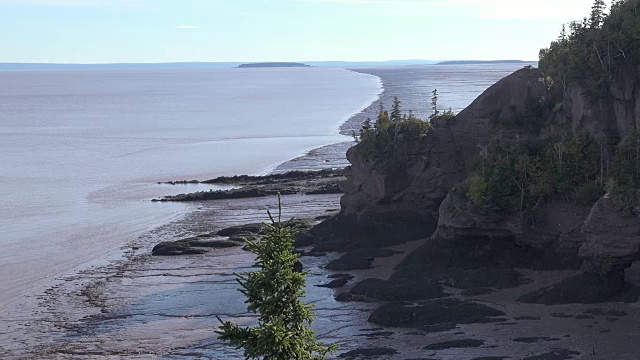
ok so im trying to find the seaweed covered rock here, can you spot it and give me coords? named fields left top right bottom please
left=152, top=238, right=244, bottom=256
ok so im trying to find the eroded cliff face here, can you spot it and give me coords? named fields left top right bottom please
left=315, top=65, right=640, bottom=303
left=435, top=182, right=590, bottom=255
left=562, top=70, right=640, bottom=153
left=312, top=67, right=549, bottom=251
left=611, top=73, right=640, bottom=138
left=580, top=194, right=640, bottom=273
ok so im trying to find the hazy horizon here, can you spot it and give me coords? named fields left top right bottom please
left=2, top=59, right=533, bottom=64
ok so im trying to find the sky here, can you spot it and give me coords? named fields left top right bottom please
left=0, top=0, right=598, bottom=63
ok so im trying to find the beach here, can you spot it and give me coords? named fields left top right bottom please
left=0, top=63, right=561, bottom=359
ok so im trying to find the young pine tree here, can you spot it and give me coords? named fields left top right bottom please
left=429, top=88, right=439, bottom=120
left=216, top=195, right=337, bottom=360
left=390, top=96, right=402, bottom=122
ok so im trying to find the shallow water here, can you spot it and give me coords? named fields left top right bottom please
left=0, top=67, right=381, bottom=306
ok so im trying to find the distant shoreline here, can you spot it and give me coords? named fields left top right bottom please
left=237, top=62, right=311, bottom=68
left=0, top=59, right=534, bottom=71
left=436, top=60, right=530, bottom=65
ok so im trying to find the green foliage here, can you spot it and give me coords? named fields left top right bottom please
left=610, top=130, right=640, bottom=187
left=216, top=197, right=337, bottom=360
left=467, top=132, right=604, bottom=216
left=467, top=174, right=488, bottom=204
left=428, top=89, right=455, bottom=122
left=430, top=109, right=455, bottom=122
left=589, top=0, right=607, bottom=28
left=390, top=97, right=402, bottom=122
left=607, top=179, right=640, bottom=217
left=359, top=98, right=433, bottom=174
left=607, top=130, right=640, bottom=216
left=575, top=182, right=606, bottom=205
left=540, top=0, right=640, bottom=97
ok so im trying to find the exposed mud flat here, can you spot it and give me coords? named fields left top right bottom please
left=0, top=194, right=343, bottom=359
left=4, top=193, right=640, bottom=360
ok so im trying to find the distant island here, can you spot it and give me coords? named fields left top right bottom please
left=436, top=60, right=530, bottom=65
left=237, top=62, right=311, bottom=68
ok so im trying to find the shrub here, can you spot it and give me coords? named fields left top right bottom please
left=575, top=182, right=605, bottom=206
left=467, top=174, right=488, bottom=204
left=607, top=181, right=640, bottom=217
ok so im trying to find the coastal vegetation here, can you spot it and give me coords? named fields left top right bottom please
left=539, top=0, right=640, bottom=95
left=608, top=130, right=640, bottom=216
left=216, top=197, right=337, bottom=359
left=466, top=0, right=640, bottom=218
left=466, top=132, right=603, bottom=219
left=429, top=89, right=455, bottom=121
left=357, top=97, right=433, bottom=173
left=357, top=95, right=455, bottom=173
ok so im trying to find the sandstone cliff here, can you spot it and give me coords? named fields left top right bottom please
left=313, top=61, right=640, bottom=303
left=312, top=67, right=549, bottom=251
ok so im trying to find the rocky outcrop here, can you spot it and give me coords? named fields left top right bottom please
left=368, top=298, right=505, bottom=328
left=580, top=194, right=640, bottom=273
left=316, top=65, right=640, bottom=303
left=313, top=67, right=548, bottom=251
left=519, top=194, right=640, bottom=304
left=611, top=73, right=640, bottom=139
left=431, top=182, right=590, bottom=264
left=562, top=70, right=640, bottom=155
left=155, top=169, right=344, bottom=202
left=152, top=237, right=244, bottom=256
left=152, top=218, right=318, bottom=256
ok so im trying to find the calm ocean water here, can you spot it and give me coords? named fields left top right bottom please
left=0, top=67, right=381, bottom=306
left=0, top=63, right=535, bottom=311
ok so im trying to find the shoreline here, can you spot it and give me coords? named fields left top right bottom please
left=0, top=67, right=380, bottom=309
left=0, top=64, right=545, bottom=359
left=0, top=69, right=383, bottom=359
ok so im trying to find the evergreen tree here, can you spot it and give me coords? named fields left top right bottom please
left=589, top=0, right=607, bottom=28
left=429, top=89, right=439, bottom=120
left=216, top=196, right=337, bottom=360
left=390, top=96, right=402, bottom=122
left=360, top=118, right=373, bottom=140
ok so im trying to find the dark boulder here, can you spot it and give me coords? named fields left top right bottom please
left=152, top=238, right=244, bottom=256
left=517, top=269, right=625, bottom=305
left=152, top=242, right=208, bottom=256
left=338, top=347, right=397, bottom=359
left=349, top=278, right=447, bottom=302
left=368, top=298, right=505, bottom=328
left=325, top=248, right=402, bottom=271
left=423, top=339, right=484, bottom=350
left=391, top=264, right=524, bottom=290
